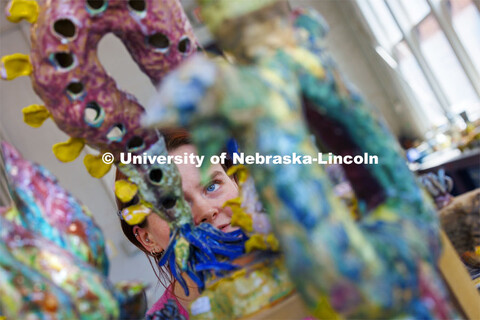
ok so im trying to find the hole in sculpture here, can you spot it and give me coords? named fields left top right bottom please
left=128, top=0, right=146, bottom=12
left=53, top=52, right=75, bottom=69
left=53, top=19, right=76, bottom=39
left=149, top=168, right=163, bottom=184
left=106, top=124, right=126, bottom=141
left=178, top=36, right=191, bottom=55
left=66, top=82, right=84, bottom=100
left=126, top=136, right=145, bottom=152
left=162, top=197, right=177, bottom=209
left=84, top=102, right=105, bottom=127
left=86, top=0, right=108, bottom=14
left=147, top=33, right=170, bottom=52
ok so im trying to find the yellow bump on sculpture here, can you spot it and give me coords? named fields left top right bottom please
left=121, top=203, right=151, bottom=226
left=245, top=234, right=267, bottom=253
left=230, top=206, right=253, bottom=233
left=52, top=137, right=85, bottom=162
left=226, top=164, right=248, bottom=184
left=83, top=153, right=112, bottom=178
left=475, top=246, right=480, bottom=256
left=22, top=104, right=50, bottom=127
left=266, top=233, right=280, bottom=251
left=223, top=197, right=242, bottom=208
left=114, top=180, right=138, bottom=203
left=5, top=0, right=39, bottom=23
left=0, top=53, right=32, bottom=80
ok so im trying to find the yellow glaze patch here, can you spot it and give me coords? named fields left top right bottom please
left=266, top=233, right=280, bottom=251
left=286, top=47, right=325, bottom=79
left=229, top=204, right=253, bottom=233
left=226, top=164, right=248, bottom=184
left=5, top=0, right=39, bottom=23
left=245, top=234, right=267, bottom=253
left=115, top=180, right=138, bottom=203
left=175, top=237, right=190, bottom=271
left=370, top=205, right=399, bottom=223
left=52, top=137, right=85, bottom=162
left=42, top=252, right=63, bottom=272
left=259, top=68, right=286, bottom=88
left=121, top=203, right=151, bottom=225
left=230, top=268, right=247, bottom=280
left=1, top=53, right=32, bottom=80
left=269, top=91, right=290, bottom=121
left=83, top=153, right=112, bottom=178
left=223, top=197, right=242, bottom=208
left=22, top=104, right=50, bottom=127
left=312, top=295, right=342, bottom=320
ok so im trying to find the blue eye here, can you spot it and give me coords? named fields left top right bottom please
left=206, top=182, right=220, bottom=193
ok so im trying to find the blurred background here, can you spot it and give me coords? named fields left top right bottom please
left=1, top=0, right=479, bottom=305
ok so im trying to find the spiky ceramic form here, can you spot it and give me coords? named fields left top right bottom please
left=2, top=0, right=198, bottom=178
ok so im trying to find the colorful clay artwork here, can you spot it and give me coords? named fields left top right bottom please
left=2, top=0, right=198, bottom=178
left=1, top=0, right=257, bottom=316
left=0, top=0, right=469, bottom=318
left=1, top=0, right=249, bottom=301
left=1, top=141, right=109, bottom=275
left=144, top=0, right=459, bottom=318
left=0, top=143, right=147, bottom=319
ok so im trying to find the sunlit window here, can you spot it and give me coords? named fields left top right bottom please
left=416, top=14, right=478, bottom=118
left=356, top=0, right=480, bottom=127
left=393, top=41, right=446, bottom=126
left=448, top=0, right=480, bottom=74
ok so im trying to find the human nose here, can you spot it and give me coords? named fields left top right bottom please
left=192, top=197, right=218, bottom=225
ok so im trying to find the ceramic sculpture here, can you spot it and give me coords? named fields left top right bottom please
left=144, top=1, right=458, bottom=318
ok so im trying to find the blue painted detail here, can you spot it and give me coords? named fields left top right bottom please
left=158, top=223, right=247, bottom=295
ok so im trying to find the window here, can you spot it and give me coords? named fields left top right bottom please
left=393, top=41, right=446, bottom=126
left=447, top=0, right=480, bottom=73
left=356, top=0, right=480, bottom=129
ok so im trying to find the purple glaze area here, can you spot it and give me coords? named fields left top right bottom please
left=1, top=141, right=109, bottom=274
left=303, top=97, right=386, bottom=212
left=29, top=0, right=198, bottom=156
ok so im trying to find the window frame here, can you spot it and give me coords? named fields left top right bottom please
left=355, top=0, right=480, bottom=128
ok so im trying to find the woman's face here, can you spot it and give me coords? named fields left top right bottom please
left=170, top=144, right=239, bottom=233
left=138, top=144, right=240, bottom=253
